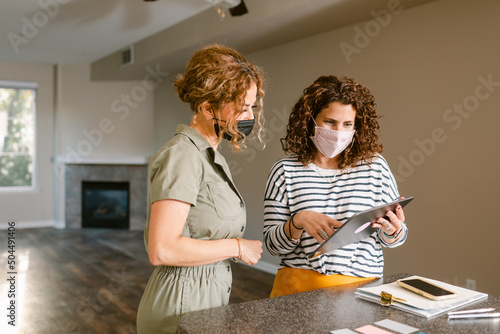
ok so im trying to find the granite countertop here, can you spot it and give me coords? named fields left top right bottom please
left=178, top=273, right=500, bottom=334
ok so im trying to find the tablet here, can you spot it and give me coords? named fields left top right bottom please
left=307, top=196, right=414, bottom=258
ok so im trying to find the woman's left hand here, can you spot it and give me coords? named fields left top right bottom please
left=371, top=202, right=405, bottom=236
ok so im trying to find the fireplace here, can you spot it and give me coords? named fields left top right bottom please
left=63, top=163, right=148, bottom=230
left=82, top=181, right=130, bottom=229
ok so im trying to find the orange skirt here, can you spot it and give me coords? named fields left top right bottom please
left=270, top=267, right=376, bottom=298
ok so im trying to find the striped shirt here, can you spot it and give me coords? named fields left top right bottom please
left=263, top=154, right=408, bottom=277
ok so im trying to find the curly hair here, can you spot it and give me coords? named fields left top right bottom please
left=173, top=44, right=265, bottom=151
left=281, top=75, right=382, bottom=169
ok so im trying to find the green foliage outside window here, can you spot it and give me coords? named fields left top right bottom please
left=0, top=84, right=36, bottom=189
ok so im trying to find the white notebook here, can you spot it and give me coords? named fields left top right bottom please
left=355, top=275, right=488, bottom=318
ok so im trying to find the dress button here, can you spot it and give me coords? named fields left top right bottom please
left=240, top=226, right=244, bottom=232
left=227, top=266, right=230, bottom=272
left=240, top=202, right=244, bottom=207
left=227, top=287, right=231, bottom=293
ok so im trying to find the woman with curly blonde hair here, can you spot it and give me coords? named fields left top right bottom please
left=264, top=75, right=408, bottom=297
left=137, top=44, right=265, bottom=333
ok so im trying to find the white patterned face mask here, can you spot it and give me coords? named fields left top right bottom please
left=310, top=119, right=355, bottom=158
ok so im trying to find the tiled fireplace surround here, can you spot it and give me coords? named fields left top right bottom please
left=64, top=163, right=148, bottom=230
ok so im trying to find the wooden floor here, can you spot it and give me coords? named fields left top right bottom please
left=0, top=228, right=275, bottom=334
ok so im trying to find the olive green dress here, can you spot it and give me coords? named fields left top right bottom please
left=137, top=125, right=246, bottom=334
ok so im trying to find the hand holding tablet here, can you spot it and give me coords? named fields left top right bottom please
left=308, top=197, right=414, bottom=258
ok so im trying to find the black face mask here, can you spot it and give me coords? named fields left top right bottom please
left=214, top=118, right=255, bottom=141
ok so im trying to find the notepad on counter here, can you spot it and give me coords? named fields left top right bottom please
left=331, top=319, right=420, bottom=334
left=374, top=319, right=419, bottom=334
left=355, top=275, right=488, bottom=318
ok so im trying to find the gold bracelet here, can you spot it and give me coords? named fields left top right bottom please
left=233, top=237, right=242, bottom=262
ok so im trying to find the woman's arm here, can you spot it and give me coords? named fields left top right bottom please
left=148, top=199, right=262, bottom=267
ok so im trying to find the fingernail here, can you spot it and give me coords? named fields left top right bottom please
left=396, top=205, right=402, bottom=210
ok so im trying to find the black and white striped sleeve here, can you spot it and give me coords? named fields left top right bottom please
left=263, top=161, right=297, bottom=256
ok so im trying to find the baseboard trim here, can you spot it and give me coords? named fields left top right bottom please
left=252, top=260, right=279, bottom=275
left=53, top=220, right=66, bottom=229
left=0, top=220, right=56, bottom=230
left=0, top=221, right=281, bottom=277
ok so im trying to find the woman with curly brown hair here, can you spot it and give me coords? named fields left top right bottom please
left=263, top=75, right=408, bottom=297
left=137, top=44, right=265, bottom=333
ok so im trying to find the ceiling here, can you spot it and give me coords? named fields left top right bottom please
left=0, top=0, right=438, bottom=80
left=0, top=0, right=212, bottom=64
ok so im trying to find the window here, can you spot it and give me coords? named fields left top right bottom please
left=0, top=81, right=37, bottom=190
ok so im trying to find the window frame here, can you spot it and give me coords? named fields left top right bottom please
left=0, top=80, right=38, bottom=192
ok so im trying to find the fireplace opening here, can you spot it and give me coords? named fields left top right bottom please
left=81, top=181, right=130, bottom=229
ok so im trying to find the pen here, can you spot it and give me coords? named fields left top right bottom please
left=448, top=308, right=495, bottom=315
left=392, top=296, right=407, bottom=303
left=448, top=313, right=500, bottom=320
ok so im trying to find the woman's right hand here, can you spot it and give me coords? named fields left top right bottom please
left=238, top=239, right=263, bottom=265
left=292, top=211, right=343, bottom=243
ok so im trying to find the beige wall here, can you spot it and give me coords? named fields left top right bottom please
left=2, top=0, right=497, bottom=296
left=0, top=61, right=55, bottom=228
left=220, top=0, right=500, bottom=295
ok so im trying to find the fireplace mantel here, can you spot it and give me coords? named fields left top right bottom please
left=58, top=155, right=150, bottom=166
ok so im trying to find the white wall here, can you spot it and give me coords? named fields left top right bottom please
left=152, top=73, right=192, bottom=151
left=56, top=63, right=155, bottom=163
left=0, top=62, right=157, bottom=228
left=53, top=63, right=156, bottom=227
left=0, top=61, right=55, bottom=229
